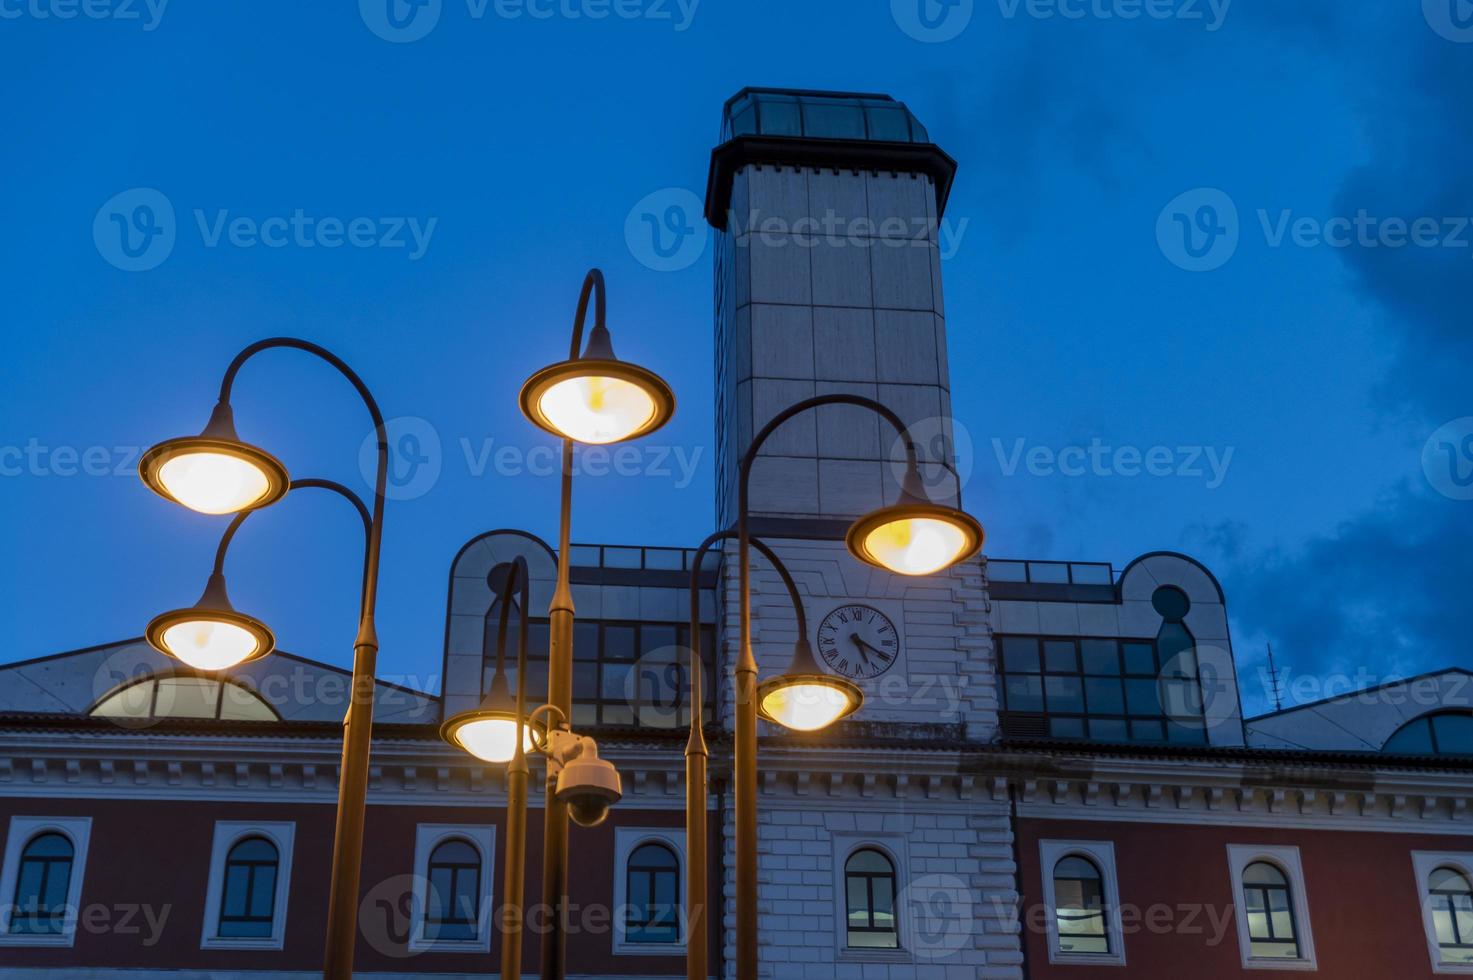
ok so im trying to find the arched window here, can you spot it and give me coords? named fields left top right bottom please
left=625, top=842, right=680, bottom=943
left=1383, top=711, right=1473, bottom=756
left=1053, top=855, right=1109, bottom=954
left=1430, top=867, right=1473, bottom=964
left=425, top=839, right=481, bottom=941
left=89, top=674, right=278, bottom=722
left=844, top=848, right=898, bottom=949
left=218, top=837, right=279, bottom=938
left=9, top=833, right=74, bottom=935
left=1242, top=862, right=1299, bottom=958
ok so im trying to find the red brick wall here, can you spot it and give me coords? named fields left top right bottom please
left=1015, top=816, right=1462, bottom=979
left=0, top=795, right=714, bottom=975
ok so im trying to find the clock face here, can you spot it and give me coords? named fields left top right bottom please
left=816, top=604, right=900, bottom=680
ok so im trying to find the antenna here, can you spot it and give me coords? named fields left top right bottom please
left=1265, top=642, right=1285, bottom=712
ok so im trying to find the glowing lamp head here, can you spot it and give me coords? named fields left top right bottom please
left=146, top=574, right=275, bottom=672
left=519, top=324, right=675, bottom=445
left=846, top=503, right=984, bottom=577
left=758, top=674, right=862, bottom=732
left=441, top=711, right=535, bottom=764
left=139, top=403, right=289, bottom=515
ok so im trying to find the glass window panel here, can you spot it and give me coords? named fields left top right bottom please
left=1080, top=640, right=1120, bottom=675
left=15, top=863, right=45, bottom=907
left=572, top=621, right=599, bottom=660
left=846, top=877, right=867, bottom=923
left=1122, top=643, right=1156, bottom=675
left=154, top=677, right=220, bottom=718
left=1244, top=863, right=1289, bottom=886
left=600, top=704, right=633, bottom=726
left=572, top=704, right=597, bottom=727
left=1433, top=713, right=1473, bottom=754
left=1124, top=678, right=1161, bottom=716
left=92, top=679, right=154, bottom=717
left=1250, top=940, right=1298, bottom=958
left=1130, top=719, right=1166, bottom=742
left=1431, top=867, right=1473, bottom=892
left=568, top=544, right=601, bottom=566
left=864, top=106, right=910, bottom=141
left=987, top=561, right=1028, bottom=582
left=1070, top=564, right=1113, bottom=585
left=1384, top=718, right=1436, bottom=754
left=573, top=663, right=599, bottom=700
left=1050, top=717, right=1085, bottom=739
left=22, top=834, right=71, bottom=859
left=604, top=626, right=636, bottom=661
left=729, top=103, right=756, bottom=138
left=219, top=684, right=276, bottom=721
left=847, top=850, right=892, bottom=875
left=1045, top=676, right=1084, bottom=713
left=641, top=626, right=678, bottom=655
left=800, top=99, right=865, bottom=139
left=1043, top=640, right=1078, bottom=673
left=1028, top=562, right=1070, bottom=583
left=602, top=663, right=631, bottom=701
left=603, top=547, right=642, bottom=569
left=1004, top=675, right=1044, bottom=712
left=1084, top=678, right=1125, bottom=714
left=1001, top=637, right=1040, bottom=673
left=1166, top=719, right=1207, bottom=745
left=644, top=549, right=683, bottom=570
left=1088, top=718, right=1129, bottom=741
left=249, top=868, right=277, bottom=917
left=1156, top=622, right=1194, bottom=665
left=222, top=866, right=250, bottom=916
left=758, top=97, right=801, bottom=136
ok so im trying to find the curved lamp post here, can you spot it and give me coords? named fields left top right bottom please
left=517, top=269, right=676, bottom=980
left=683, top=530, right=821, bottom=980
left=733, top=394, right=984, bottom=980
left=139, top=339, right=388, bottom=980
left=440, top=557, right=534, bottom=980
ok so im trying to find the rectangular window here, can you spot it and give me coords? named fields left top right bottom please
left=200, top=822, right=295, bottom=951
left=999, top=634, right=1208, bottom=745
left=1411, top=851, right=1473, bottom=973
left=1226, top=845, right=1317, bottom=970
left=1040, top=840, right=1126, bottom=967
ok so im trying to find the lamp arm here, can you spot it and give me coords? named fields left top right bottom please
left=208, top=479, right=373, bottom=590
left=567, top=269, right=607, bottom=360
left=214, top=337, right=389, bottom=628
left=737, top=394, right=917, bottom=494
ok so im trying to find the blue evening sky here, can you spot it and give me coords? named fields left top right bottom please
left=2, top=1, right=1468, bottom=715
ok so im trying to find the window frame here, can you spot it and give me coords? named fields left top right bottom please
left=1412, top=851, right=1473, bottom=974
left=612, top=828, right=687, bottom=955
left=844, top=848, right=900, bottom=950
left=200, top=821, right=295, bottom=951
left=1039, top=839, right=1126, bottom=967
left=0, top=816, right=92, bottom=948
left=409, top=824, right=495, bottom=953
left=829, top=834, right=913, bottom=964
left=1226, top=844, right=1317, bottom=971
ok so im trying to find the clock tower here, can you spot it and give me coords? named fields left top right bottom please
left=705, top=88, right=963, bottom=533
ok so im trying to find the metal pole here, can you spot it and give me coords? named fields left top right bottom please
left=503, top=558, right=532, bottom=980
left=732, top=393, right=913, bottom=980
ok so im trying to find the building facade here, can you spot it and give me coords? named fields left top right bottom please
left=1, top=89, right=1470, bottom=980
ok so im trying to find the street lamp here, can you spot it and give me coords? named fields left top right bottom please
left=733, top=394, right=984, bottom=980
left=139, top=340, right=390, bottom=980
left=682, top=530, right=830, bottom=980
left=517, top=268, right=676, bottom=980
left=440, top=557, right=628, bottom=980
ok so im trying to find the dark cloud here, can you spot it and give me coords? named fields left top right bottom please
left=1206, top=3, right=1473, bottom=710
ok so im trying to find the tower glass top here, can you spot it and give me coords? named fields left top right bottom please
left=721, top=88, right=931, bottom=144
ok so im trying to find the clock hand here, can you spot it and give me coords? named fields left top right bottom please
left=853, top=636, right=891, bottom=659
left=848, top=634, right=872, bottom=665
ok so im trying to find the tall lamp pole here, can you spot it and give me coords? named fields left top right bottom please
left=516, top=268, right=676, bottom=979
left=683, top=530, right=815, bottom=980
left=731, top=394, right=985, bottom=980
left=137, top=339, right=389, bottom=980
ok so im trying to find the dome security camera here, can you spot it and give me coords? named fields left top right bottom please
left=553, top=736, right=622, bottom=827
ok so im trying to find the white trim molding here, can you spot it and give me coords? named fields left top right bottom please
left=1039, top=838, right=1126, bottom=967
left=0, top=815, right=92, bottom=947
left=1226, top=843, right=1317, bottom=971
left=199, top=821, right=296, bottom=951
left=830, top=833, right=912, bottom=964
left=1411, top=850, right=1473, bottom=974
left=408, top=823, right=495, bottom=954
left=611, top=827, right=686, bottom=955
